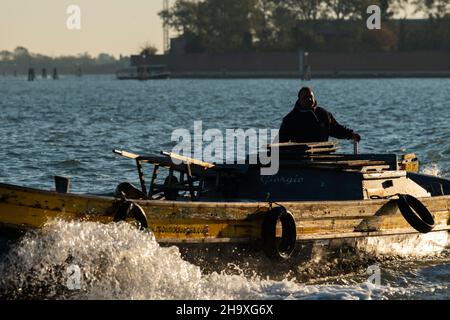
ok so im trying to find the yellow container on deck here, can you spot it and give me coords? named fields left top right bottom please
left=399, top=153, right=419, bottom=173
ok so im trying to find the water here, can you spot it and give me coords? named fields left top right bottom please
left=0, top=75, right=449, bottom=300
left=1, top=76, right=448, bottom=192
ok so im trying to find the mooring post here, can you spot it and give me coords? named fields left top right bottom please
left=42, top=68, right=47, bottom=79
left=28, top=68, right=35, bottom=81
left=52, top=68, right=58, bottom=80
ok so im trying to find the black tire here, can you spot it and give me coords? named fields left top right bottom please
left=396, top=194, right=435, bottom=234
left=261, top=206, right=297, bottom=261
left=114, top=182, right=147, bottom=200
left=113, top=201, right=148, bottom=230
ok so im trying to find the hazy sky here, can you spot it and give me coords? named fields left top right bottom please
left=0, top=0, right=167, bottom=57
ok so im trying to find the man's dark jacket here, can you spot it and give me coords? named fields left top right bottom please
left=279, top=100, right=354, bottom=143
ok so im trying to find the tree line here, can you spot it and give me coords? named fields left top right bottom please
left=0, top=44, right=162, bottom=75
left=0, top=46, right=126, bottom=74
left=159, top=0, right=450, bottom=53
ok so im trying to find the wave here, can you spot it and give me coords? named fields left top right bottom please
left=421, top=163, right=442, bottom=177
left=0, top=220, right=447, bottom=300
left=58, top=159, right=82, bottom=167
left=0, top=220, right=390, bottom=300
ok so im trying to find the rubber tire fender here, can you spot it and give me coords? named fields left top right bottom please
left=396, top=194, right=435, bottom=234
left=113, top=201, right=148, bottom=230
left=261, top=206, right=297, bottom=261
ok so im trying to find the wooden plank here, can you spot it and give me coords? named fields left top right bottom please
left=269, top=141, right=338, bottom=148
left=113, top=149, right=140, bottom=159
left=278, top=159, right=390, bottom=171
left=161, top=151, right=215, bottom=169
left=268, top=142, right=339, bottom=155
left=114, top=149, right=173, bottom=166
left=360, top=165, right=391, bottom=172
left=362, top=171, right=406, bottom=179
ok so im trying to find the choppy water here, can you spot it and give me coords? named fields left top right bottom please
left=0, top=75, right=449, bottom=300
left=0, top=220, right=448, bottom=300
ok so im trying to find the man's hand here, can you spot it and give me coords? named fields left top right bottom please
left=352, top=133, right=361, bottom=142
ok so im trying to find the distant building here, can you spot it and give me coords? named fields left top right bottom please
left=170, top=36, right=187, bottom=55
left=118, top=55, right=131, bottom=68
left=119, top=53, right=170, bottom=80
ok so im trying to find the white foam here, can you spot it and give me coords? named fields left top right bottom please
left=357, top=232, right=449, bottom=257
left=422, top=163, right=442, bottom=177
left=0, top=220, right=392, bottom=300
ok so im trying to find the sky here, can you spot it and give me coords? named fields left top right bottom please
left=0, top=0, right=168, bottom=57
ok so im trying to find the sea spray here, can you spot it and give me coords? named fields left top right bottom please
left=0, top=220, right=393, bottom=300
left=357, top=232, right=449, bottom=257
left=422, top=163, right=442, bottom=177
left=0, top=220, right=212, bottom=300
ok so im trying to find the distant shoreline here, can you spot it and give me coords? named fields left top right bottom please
left=167, top=71, right=450, bottom=79
left=2, top=51, right=450, bottom=79
left=4, top=72, right=450, bottom=79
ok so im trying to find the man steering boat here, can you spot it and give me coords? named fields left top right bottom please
left=279, top=87, right=361, bottom=143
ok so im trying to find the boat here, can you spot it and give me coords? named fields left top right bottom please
left=0, top=142, right=449, bottom=262
left=116, top=64, right=170, bottom=80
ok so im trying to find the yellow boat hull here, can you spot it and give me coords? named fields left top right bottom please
left=1, top=182, right=449, bottom=246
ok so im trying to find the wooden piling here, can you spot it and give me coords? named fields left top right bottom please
left=28, top=68, right=35, bottom=81
left=52, top=68, right=58, bottom=80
